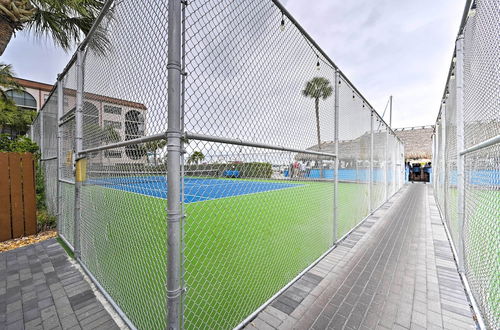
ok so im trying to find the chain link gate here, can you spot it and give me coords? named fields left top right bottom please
left=31, top=0, right=407, bottom=328
left=432, top=0, right=499, bottom=328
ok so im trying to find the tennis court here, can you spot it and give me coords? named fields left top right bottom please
left=70, top=175, right=375, bottom=329
left=88, top=176, right=304, bottom=203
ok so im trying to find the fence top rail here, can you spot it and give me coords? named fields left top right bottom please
left=459, top=134, right=500, bottom=156
left=185, top=132, right=337, bottom=158
left=435, top=0, right=473, bottom=122
left=46, top=0, right=401, bottom=142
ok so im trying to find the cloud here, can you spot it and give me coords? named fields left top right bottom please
left=284, top=0, right=466, bottom=128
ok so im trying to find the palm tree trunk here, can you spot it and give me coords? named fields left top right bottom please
left=315, top=98, right=323, bottom=178
left=0, top=20, right=14, bottom=56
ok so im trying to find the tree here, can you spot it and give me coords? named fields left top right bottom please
left=302, top=77, right=333, bottom=151
left=0, top=63, right=35, bottom=136
left=0, top=0, right=109, bottom=56
left=143, top=139, right=167, bottom=166
left=187, top=151, right=205, bottom=165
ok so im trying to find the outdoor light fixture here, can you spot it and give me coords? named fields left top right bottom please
left=468, top=2, right=477, bottom=17
left=452, top=56, right=457, bottom=63
left=316, top=56, right=320, bottom=70
left=280, top=13, right=285, bottom=31
left=450, top=72, right=456, bottom=80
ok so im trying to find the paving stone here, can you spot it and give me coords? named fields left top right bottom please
left=244, top=185, right=478, bottom=330
left=0, top=239, right=119, bottom=330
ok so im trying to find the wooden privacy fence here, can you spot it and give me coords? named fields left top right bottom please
left=0, top=152, right=37, bottom=242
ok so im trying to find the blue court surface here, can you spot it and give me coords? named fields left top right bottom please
left=87, top=176, right=303, bottom=203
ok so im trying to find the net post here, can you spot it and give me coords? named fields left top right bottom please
left=455, top=34, right=466, bottom=273
left=73, top=48, right=84, bottom=260
left=167, top=0, right=184, bottom=328
left=56, top=77, right=63, bottom=234
left=333, top=70, right=340, bottom=244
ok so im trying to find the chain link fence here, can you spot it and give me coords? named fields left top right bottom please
left=432, top=0, right=499, bottom=328
left=31, top=0, right=405, bottom=328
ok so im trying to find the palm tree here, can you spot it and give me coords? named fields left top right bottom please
left=143, top=140, right=167, bottom=166
left=0, top=0, right=108, bottom=56
left=187, top=151, right=205, bottom=165
left=302, top=77, right=333, bottom=151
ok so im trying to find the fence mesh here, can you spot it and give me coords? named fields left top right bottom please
left=32, top=0, right=405, bottom=328
left=432, top=0, right=499, bottom=328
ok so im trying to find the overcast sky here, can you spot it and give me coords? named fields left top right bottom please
left=1, top=0, right=465, bottom=128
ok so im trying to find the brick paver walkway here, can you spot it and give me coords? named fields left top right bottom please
left=245, top=184, right=478, bottom=330
left=0, top=239, right=123, bottom=330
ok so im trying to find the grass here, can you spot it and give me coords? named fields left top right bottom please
left=56, top=236, right=74, bottom=259
left=61, top=178, right=381, bottom=329
left=439, top=186, right=499, bottom=328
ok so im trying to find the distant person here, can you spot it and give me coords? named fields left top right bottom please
left=300, top=162, right=307, bottom=178
left=413, top=163, right=421, bottom=182
left=423, top=162, right=431, bottom=183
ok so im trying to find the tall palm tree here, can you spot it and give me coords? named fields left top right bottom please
left=0, top=0, right=108, bottom=56
left=143, top=140, right=167, bottom=166
left=187, top=151, right=205, bottom=165
left=302, top=77, right=333, bottom=151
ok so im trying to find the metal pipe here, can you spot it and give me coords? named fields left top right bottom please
left=333, top=70, right=340, bottom=243
left=58, top=115, right=76, bottom=127
left=459, top=134, right=500, bottom=156
left=441, top=102, right=448, bottom=229
left=185, top=132, right=337, bottom=158
left=40, top=156, right=58, bottom=161
left=56, top=79, right=63, bottom=235
left=369, top=109, right=374, bottom=212
left=40, top=106, right=44, bottom=159
left=166, top=0, right=183, bottom=328
left=79, top=132, right=166, bottom=155
left=455, top=35, right=466, bottom=273
left=59, top=178, right=75, bottom=185
left=385, top=126, right=389, bottom=201
left=73, top=49, right=84, bottom=260
left=389, top=95, right=393, bottom=129
left=78, top=0, right=115, bottom=51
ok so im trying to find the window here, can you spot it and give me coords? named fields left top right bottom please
left=5, top=90, right=37, bottom=108
left=105, top=150, right=122, bottom=158
left=104, top=120, right=122, bottom=129
left=104, top=105, right=122, bottom=115
left=125, top=110, right=145, bottom=159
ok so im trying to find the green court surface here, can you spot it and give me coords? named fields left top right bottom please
left=61, top=179, right=376, bottom=329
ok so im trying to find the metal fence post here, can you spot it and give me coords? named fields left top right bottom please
left=455, top=34, right=466, bottom=273
left=385, top=126, right=389, bottom=201
left=369, top=110, right=374, bottom=212
left=167, top=0, right=183, bottom=328
left=73, top=49, right=84, bottom=260
left=441, top=102, right=447, bottom=224
left=40, top=106, right=44, bottom=159
left=56, top=78, right=63, bottom=234
left=333, top=70, right=339, bottom=244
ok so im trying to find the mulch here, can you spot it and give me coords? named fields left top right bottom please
left=0, top=230, right=58, bottom=253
